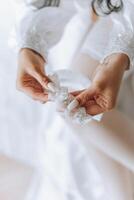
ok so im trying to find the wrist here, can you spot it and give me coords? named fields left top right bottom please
left=92, top=54, right=127, bottom=88
left=19, top=48, right=45, bottom=69
left=92, top=53, right=127, bottom=80
left=102, top=53, right=129, bottom=71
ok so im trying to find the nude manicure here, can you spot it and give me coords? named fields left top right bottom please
left=67, top=99, right=79, bottom=111
left=47, top=82, right=57, bottom=92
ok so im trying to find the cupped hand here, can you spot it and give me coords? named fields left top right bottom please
left=16, top=48, right=51, bottom=103
left=69, top=54, right=129, bottom=115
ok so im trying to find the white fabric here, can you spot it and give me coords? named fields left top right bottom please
left=15, top=0, right=134, bottom=68
left=14, top=0, right=134, bottom=119
left=7, top=0, right=134, bottom=199
left=47, top=69, right=103, bottom=124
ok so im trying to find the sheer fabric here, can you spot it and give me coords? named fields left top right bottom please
left=11, top=0, right=134, bottom=199
left=15, top=0, right=134, bottom=68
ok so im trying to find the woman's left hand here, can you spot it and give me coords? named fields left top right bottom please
left=69, top=54, right=129, bottom=115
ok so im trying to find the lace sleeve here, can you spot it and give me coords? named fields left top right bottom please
left=16, top=9, right=49, bottom=60
left=15, top=6, right=72, bottom=61
left=102, top=1, right=134, bottom=69
left=102, top=26, right=134, bottom=69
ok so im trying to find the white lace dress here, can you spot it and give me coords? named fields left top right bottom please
left=15, top=0, right=134, bottom=119
left=14, top=0, right=134, bottom=199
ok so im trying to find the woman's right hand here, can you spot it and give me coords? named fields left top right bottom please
left=16, top=48, right=51, bottom=103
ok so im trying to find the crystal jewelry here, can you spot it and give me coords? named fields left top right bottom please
left=46, top=70, right=103, bottom=125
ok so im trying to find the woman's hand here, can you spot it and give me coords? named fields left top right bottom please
left=16, top=48, right=51, bottom=103
left=69, top=53, right=129, bottom=115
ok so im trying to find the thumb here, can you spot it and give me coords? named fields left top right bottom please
left=67, top=88, right=95, bottom=112
left=30, top=68, right=51, bottom=89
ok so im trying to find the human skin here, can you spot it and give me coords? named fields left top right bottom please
left=16, top=8, right=134, bottom=200
left=65, top=52, right=134, bottom=172
left=16, top=48, right=50, bottom=103
left=71, top=53, right=129, bottom=115
left=17, top=48, right=129, bottom=115
left=17, top=45, right=133, bottom=200
left=17, top=10, right=129, bottom=113
left=67, top=52, right=134, bottom=199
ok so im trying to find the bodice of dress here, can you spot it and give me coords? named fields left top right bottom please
left=15, top=0, right=134, bottom=68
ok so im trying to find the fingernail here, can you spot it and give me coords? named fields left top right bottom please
left=67, top=99, right=79, bottom=111
left=93, top=113, right=103, bottom=121
left=47, top=82, right=57, bottom=92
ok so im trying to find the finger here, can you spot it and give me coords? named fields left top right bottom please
left=22, top=86, right=48, bottom=102
left=67, top=90, right=85, bottom=111
left=85, top=102, right=105, bottom=115
left=35, top=93, right=48, bottom=102
left=76, top=88, right=95, bottom=107
left=67, top=88, right=95, bottom=112
left=30, top=68, right=51, bottom=89
left=67, top=99, right=79, bottom=112
left=70, top=89, right=85, bottom=97
left=94, top=94, right=115, bottom=111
